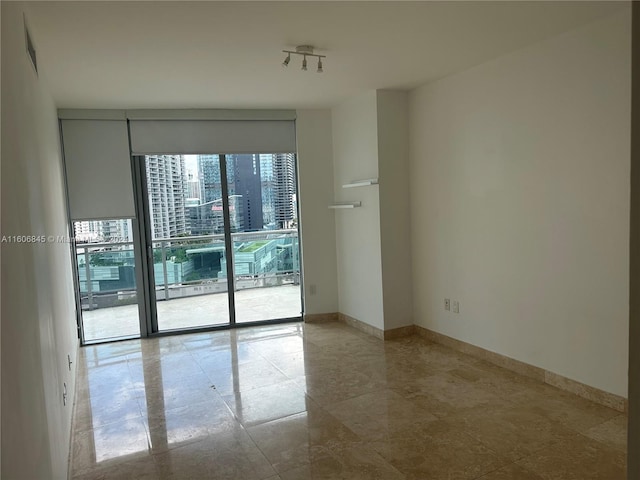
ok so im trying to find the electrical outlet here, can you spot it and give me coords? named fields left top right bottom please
left=444, top=298, right=450, bottom=311
left=452, top=300, right=459, bottom=314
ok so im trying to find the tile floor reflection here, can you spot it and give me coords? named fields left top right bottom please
left=71, top=322, right=627, bottom=479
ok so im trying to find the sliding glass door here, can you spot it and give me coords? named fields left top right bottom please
left=139, top=153, right=302, bottom=333
left=141, top=154, right=230, bottom=330
left=228, top=154, right=301, bottom=323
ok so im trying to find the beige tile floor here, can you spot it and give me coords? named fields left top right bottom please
left=71, top=322, right=627, bottom=479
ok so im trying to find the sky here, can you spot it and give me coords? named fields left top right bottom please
left=184, top=155, right=198, bottom=178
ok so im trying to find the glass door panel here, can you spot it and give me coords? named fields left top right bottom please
left=224, top=153, right=302, bottom=323
left=232, top=230, right=301, bottom=323
left=144, top=154, right=230, bottom=331
left=141, top=152, right=302, bottom=334
left=74, top=219, right=141, bottom=342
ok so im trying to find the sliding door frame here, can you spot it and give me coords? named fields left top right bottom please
left=219, top=154, right=237, bottom=326
left=131, top=152, right=304, bottom=338
left=130, top=151, right=153, bottom=338
left=58, top=120, right=86, bottom=345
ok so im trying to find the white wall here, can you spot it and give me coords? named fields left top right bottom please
left=409, top=9, right=631, bottom=396
left=296, top=110, right=339, bottom=315
left=1, top=3, right=79, bottom=478
left=377, top=91, right=413, bottom=330
left=332, top=92, right=385, bottom=329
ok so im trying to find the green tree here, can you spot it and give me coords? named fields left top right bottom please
left=184, top=272, right=201, bottom=282
left=89, top=253, right=123, bottom=266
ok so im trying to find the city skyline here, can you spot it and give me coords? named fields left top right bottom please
left=75, top=153, right=297, bottom=243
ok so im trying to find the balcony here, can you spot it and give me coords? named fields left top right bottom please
left=76, top=229, right=302, bottom=342
left=81, top=284, right=301, bottom=341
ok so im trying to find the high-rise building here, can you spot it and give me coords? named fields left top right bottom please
left=260, top=154, right=275, bottom=227
left=145, top=155, right=188, bottom=240
left=197, top=154, right=265, bottom=232
left=259, top=153, right=296, bottom=229
left=100, top=219, right=133, bottom=242
left=232, top=154, right=263, bottom=231
left=198, top=155, right=223, bottom=204
left=73, top=220, right=102, bottom=243
left=73, top=219, right=133, bottom=243
left=186, top=173, right=200, bottom=201
left=272, top=153, right=296, bottom=228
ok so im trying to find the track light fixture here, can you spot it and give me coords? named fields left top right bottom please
left=282, top=45, right=326, bottom=73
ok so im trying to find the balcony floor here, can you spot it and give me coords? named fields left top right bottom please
left=82, top=284, right=302, bottom=342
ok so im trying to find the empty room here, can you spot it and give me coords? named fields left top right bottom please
left=2, top=1, right=639, bottom=479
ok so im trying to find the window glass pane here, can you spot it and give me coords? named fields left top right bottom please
left=74, top=219, right=140, bottom=342
left=146, top=155, right=229, bottom=330
left=226, top=154, right=301, bottom=323
left=146, top=153, right=301, bottom=331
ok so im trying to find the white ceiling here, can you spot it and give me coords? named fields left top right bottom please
left=26, top=1, right=625, bottom=110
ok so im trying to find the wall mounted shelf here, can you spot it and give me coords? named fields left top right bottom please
left=328, top=202, right=362, bottom=209
left=342, top=178, right=378, bottom=189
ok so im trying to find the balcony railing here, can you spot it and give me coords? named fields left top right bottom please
left=76, top=229, right=300, bottom=312
left=76, top=241, right=136, bottom=311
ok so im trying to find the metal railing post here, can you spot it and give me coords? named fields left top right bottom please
left=161, top=242, right=169, bottom=301
left=84, top=249, right=93, bottom=310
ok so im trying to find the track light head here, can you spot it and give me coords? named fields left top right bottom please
left=281, top=46, right=325, bottom=73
